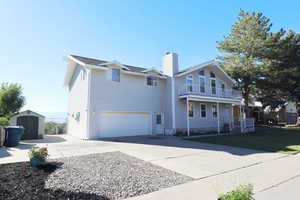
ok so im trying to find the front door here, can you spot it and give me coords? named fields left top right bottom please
left=233, top=106, right=241, bottom=126
left=154, top=113, right=164, bottom=134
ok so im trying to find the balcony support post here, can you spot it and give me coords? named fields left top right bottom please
left=217, top=102, right=220, bottom=135
left=186, top=97, right=190, bottom=136
left=240, top=105, right=244, bottom=133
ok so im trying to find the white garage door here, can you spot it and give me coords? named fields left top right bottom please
left=97, top=112, right=151, bottom=138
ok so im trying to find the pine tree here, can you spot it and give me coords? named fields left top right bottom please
left=217, top=9, right=272, bottom=116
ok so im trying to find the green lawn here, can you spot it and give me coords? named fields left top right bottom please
left=187, top=127, right=300, bottom=154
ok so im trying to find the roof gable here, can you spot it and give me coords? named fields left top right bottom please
left=175, top=60, right=236, bottom=85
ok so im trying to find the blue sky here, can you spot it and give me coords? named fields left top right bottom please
left=0, top=0, right=299, bottom=113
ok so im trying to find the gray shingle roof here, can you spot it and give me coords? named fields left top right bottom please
left=70, top=55, right=148, bottom=73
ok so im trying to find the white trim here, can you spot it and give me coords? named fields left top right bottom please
left=175, top=60, right=215, bottom=77
left=179, top=95, right=243, bottom=105
left=85, top=64, right=109, bottom=71
left=200, top=103, right=207, bottom=119
left=142, top=68, right=164, bottom=75
left=68, top=55, right=87, bottom=67
left=171, top=77, right=176, bottom=130
left=123, top=70, right=167, bottom=79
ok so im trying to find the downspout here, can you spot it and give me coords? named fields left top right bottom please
left=187, top=97, right=190, bottom=136
left=217, top=102, right=220, bottom=135
left=86, top=69, right=92, bottom=139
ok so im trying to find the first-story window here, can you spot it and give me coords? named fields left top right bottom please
left=189, top=103, right=194, bottom=118
left=146, top=75, right=158, bottom=86
left=156, top=114, right=162, bottom=125
left=200, top=104, right=206, bottom=118
left=111, top=68, right=120, bottom=82
left=212, top=104, right=218, bottom=118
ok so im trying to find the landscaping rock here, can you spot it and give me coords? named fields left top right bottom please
left=0, top=151, right=193, bottom=200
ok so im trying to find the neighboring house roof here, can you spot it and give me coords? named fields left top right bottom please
left=11, top=110, right=45, bottom=118
left=175, top=60, right=236, bottom=85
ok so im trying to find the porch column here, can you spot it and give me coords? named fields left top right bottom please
left=217, top=102, right=220, bottom=135
left=240, top=105, right=244, bottom=133
left=186, top=97, right=190, bottom=136
left=231, top=104, right=234, bottom=131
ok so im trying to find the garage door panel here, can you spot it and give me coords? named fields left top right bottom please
left=97, top=112, right=151, bottom=138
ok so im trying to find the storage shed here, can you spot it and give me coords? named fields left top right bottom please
left=10, top=110, right=45, bottom=140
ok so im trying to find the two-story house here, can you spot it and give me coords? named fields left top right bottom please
left=64, top=53, right=246, bottom=139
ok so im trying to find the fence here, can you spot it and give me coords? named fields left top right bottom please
left=0, top=126, right=5, bottom=146
left=240, top=118, right=255, bottom=133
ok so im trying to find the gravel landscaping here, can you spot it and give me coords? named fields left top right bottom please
left=0, top=151, right=193, bottom=200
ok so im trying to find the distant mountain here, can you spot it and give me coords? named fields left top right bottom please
left=41, top=112, right=67, bottom=123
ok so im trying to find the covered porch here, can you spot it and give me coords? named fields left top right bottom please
left=179, top=95, right=253, bottom=136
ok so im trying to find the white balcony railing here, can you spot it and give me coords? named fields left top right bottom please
left=178, top=84, right=242, bottom=100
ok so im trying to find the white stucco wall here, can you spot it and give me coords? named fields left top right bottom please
left=67, top=64, right=89, bottom=139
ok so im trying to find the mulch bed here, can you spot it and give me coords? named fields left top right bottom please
left=0, top=151, right=193, bottom=200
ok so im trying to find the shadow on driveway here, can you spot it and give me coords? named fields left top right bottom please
left=22, top=135, right=66, bottom=144
left=97, top=135, right=267, bottom=156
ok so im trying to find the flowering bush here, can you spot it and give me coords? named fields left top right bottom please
left=28, top=147, right=49, bottom=162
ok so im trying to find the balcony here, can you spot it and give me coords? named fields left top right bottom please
left=178, top=84, right=242, bottom=100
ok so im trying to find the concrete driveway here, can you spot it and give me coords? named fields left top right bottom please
left=1, top=135, right=299, bottom=199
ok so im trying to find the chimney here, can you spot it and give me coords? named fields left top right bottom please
left=162, top=52, right=178, bottom=77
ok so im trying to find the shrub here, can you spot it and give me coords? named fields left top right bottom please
left=218, top=184, right=254, bottom=200
left=28, top=147, right=49, bottom=162
left=45, top=122, right=67, bottom=135
left=0, top=117, right=10, bottom=126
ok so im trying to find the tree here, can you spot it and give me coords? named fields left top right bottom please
left=217, top=9, right=272, bottom=116
left=257, top=30, right=300, bottom=104
left=44, top=122, right=67, bottom=135
left=0, top=83, right=25, bottom=117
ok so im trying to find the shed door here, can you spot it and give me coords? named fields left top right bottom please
left=17, top=116, right=39, bottom=140
left=96, top=112, right=151, bottom=138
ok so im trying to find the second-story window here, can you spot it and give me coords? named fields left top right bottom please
left=146, top=75, right=158, bottom=86
left=186, top=75, right=193, bottom=92
left=211, top=79, right=216, bottom=95
left=221, top=82, right=225, bottom=94
left=199, top=71, right=205, bottom=93
left=111, top=69, right=120, bottom=82
left=210, top=71, right=216, bottom=95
